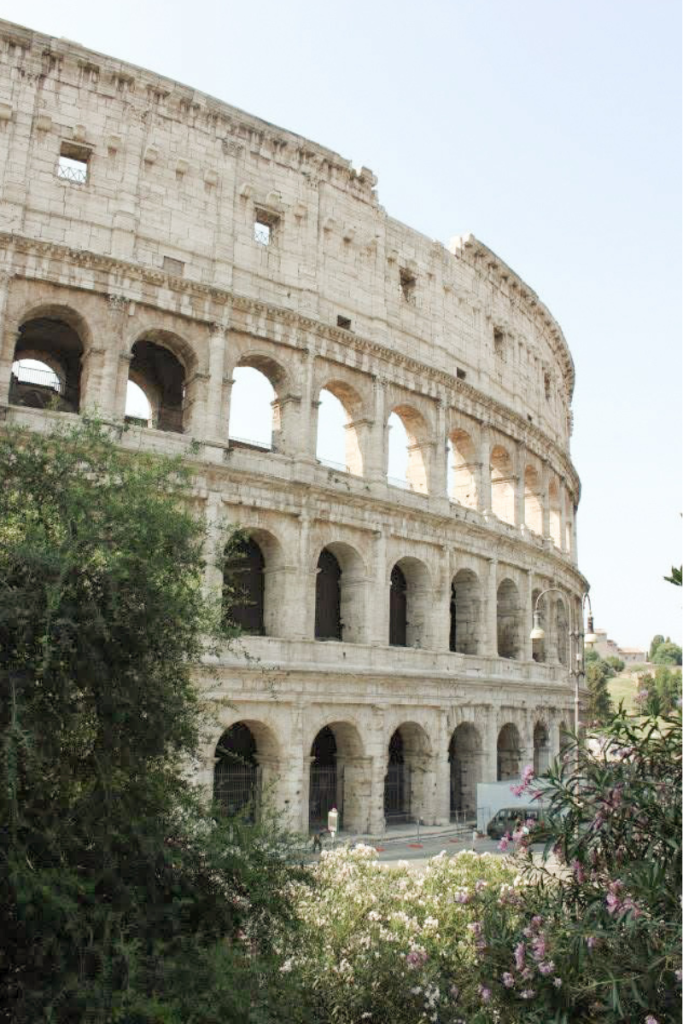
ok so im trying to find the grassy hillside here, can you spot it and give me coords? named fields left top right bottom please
left=608, top=667, right=647, bottom=713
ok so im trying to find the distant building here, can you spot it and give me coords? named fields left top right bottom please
left=593, top=630, right=647, bottom=665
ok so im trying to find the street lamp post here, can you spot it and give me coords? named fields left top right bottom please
left=530, top=589, right=597, bottom=736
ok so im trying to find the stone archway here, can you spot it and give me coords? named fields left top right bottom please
left=384, top=722, right=432, bottom=825
left=497, top=722, right=522, bottom=781
left=308, top=720, right=366, bottom=832
left=448, top=723, right=482, bottom=819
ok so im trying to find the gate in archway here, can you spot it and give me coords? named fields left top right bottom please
left=309, top=765, right=344, bottom=828
left=384, top=763, right=411, bottom=823
left=214, top=762, right=261, bottom=819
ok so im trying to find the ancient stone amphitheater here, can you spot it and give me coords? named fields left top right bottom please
left=0, top=21, right=589, bottom=834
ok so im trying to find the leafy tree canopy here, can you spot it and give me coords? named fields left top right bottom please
left=0, top=421, right=309, bottom=1024
left=651, top=640, right=682, bottom=666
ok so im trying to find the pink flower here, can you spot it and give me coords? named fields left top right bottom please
left=498, top=834, right=510, bottom=852
left=406, top=949, right=428, bottom=969
left=586, top=936, right=596, bottom=950
left=571, top=859, right=585, bottom=883
left=502, top=972, right=515, bottom=989
left=520, top=989, right=536, bottom=999
left=553, top=977, right=563, bottom=989
left=538, top=961, right=555, bottom=976
left=645, top=1017, right=659, bottom=1024
left=514, top=942, right=526, bottom=970
left=531, top=934, right=547, bottom=960
left=478, top=985, right=491, bottom=1003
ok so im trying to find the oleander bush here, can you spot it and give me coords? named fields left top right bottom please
left=289, top=707, right=682, bottom=1024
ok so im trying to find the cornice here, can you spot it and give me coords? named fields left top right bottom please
left=1, top=232, right=580, bottom=497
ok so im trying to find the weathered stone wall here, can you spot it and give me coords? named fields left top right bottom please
left=0, top=20, right=588, bottom=834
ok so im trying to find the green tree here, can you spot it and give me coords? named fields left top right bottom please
left=604, top=655, right=625, bottom=674
left=649, top=634, right=666, bottom=660
left=585, top=657, right=615, bottom=725
left=0, top=421, right=309, bottom=1024
left=651, top=640, right=682, bottom=666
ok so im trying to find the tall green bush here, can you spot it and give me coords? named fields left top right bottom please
left=0, top=421, right=310, bottom=1023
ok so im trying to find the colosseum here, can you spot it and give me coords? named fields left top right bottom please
left=0, top=20, right=589, bottom=836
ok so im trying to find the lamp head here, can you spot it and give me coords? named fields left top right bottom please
left=584, top=614, right=597, bottom=646
left=530, top=610, right=545, bottom=641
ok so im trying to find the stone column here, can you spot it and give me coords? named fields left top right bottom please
left=478, top=425, right=492, bottom=513
left=371, top=530, right=389, bottom=646
left=205, top=322, right=229, bottom=442
left=514, top=442, right=526, bottom=529
left=559, top=480, right=568, bottom=553
left=185, top=371, right=210, bottom=436
left=341, top=755, right=373, bottom=833
left=482, top=707, right=499, bottom=784
left=522, top=569, right=533, bottom=661
left=203, top=492, right=224, bottom=600
left=434, top=709, right=451, bottom=825
left=541, top=461, right=551, bottom=539
left=291, top=346, right=316, bottom=461
left=79, top=346, right=107, bottom=415
left=434, top=548, right=452, bottom=652
left=0, top=271, right=14, bottom=406
left=366, top=376, right=387, bottom=483
left=485, top=557, right=498, bottom=657
left=430, top=398, right=449, bottom=499
left=293, top=511, right=314, bottom=639
left=101, top=294, right=130, bottom=419
left=570, top=505, right=579, bottom=563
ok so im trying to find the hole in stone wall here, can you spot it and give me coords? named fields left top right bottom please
left=254, top=209, right=278, bottom=246
left=399, top=267, right=416, bottom=304
left=57, top=142, right=89, bottom=184
left=337, top=315, right=352, bottom=330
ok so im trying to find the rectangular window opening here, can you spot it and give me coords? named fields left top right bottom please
left=544, top=373, right=551, bottom=400
left=57, top=143, right=90, bottom=184
left=493, top=327, right=505, bottom=358
left=163, top=256, right=185, bottom=276
left=337, top=315, right=352, bottom=330
left=254, top=209, right=278, bottom=246
left=400, top=267, right=417, bottom=304
left=456, top=367, right=466, bottom=380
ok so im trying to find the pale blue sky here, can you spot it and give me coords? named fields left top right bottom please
left=4, top=0, right=680, bottom=647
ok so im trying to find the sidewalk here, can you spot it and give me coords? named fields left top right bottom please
left=323, top=819, right=479, bottom=849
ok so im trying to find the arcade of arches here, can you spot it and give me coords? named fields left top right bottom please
left=222, top=536, right=574, bottom=660
left=207, top=712, right=565, bottom=834
left=5, top=308, right=579, bottom=559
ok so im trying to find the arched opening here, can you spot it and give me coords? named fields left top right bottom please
left=229, top=361, right=281, bottom=451
left=214, top=723, right=259, bottom=818
left=449, top=723, right=482, bottom=819
left=128, top=337, right=186, bottom=433
left=389, top=557, right=430, bottom=649
left=315, top=548, right=342, bottom=641
left=549, top=478, right=562, bottom=548
left=384, top=723, right=431, bottom=825
left=490, top=445, right=515, bottom=524
left=308, top=721, right=365, bottom=833
left=524, top=465, right=543, bottom=534
left=11, top=313, right=84, bottom=412
left=223, top=536, right=265, bottom=635
left=448, top=429, right=478, bottom=508
left=124, top=379, right=153, bottom=426
left=309, top=726, right=339, bottom=828
left=387, top=405, right=429, bottom=494
left=497, top=723, right=522, bottom=781
left=316, top=382, right=364, bottom=476
left=450, top=569, right=480, bottom=654
left=555, top=598, right=569, bottom=667
left=533, top=722, right=551, bottom=776
left=531, top=588, right=547, bottom=663
left=497, top=579, right=521, bottom=659
left=389, top=564, right=407, bottom=647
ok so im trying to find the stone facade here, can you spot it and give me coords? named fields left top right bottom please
left=0, top=20, right=589, bottom=833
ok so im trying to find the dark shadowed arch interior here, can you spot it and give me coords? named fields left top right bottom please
left=11, top=315, right=84, bottom=412
left=533, top=722, right=551, bottom=775
left=223, top=536, right=265, bottom=635
left=389, top=564, right=407, bottom=646
left=315, top=548, right=342, bottom=640
left=129, top=338, right=185, bottom=432
left=497, top=723, right=522, bottom=781
left=448, top=723, right=482, bottom=818
left=497, top=579, right=521, bottom=659
left=450, top=569, right=480, bottom=654
left=309, top=726, right=339, bottom=827
left=214, top=723, right=259, bottom=818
